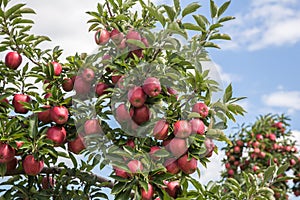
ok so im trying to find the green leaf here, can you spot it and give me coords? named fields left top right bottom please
left=209, top=33, right=231, bottom=40
left=167, top=22, right=187, bottom=39
left=276, top=163, right=289, bottom=176
left=204, top=42, right=220, bottom=49
left=20, top=8, right=36, bottom=14
left=193, top=15, right=208, bottom=31
left=147, top=7, right=166, bottom=27
left=0, top=163, right=6, bottom=176
left=218, top=16, right=235, bottom=23
left=210, top=0, right=218, bottom=18
left=263, top=165, right=276, bottom=184
left=5, top=4, right=25, bottom=18
left=223, top=84, right=232, bottom=103
left=183, top=23, right=203, bottom=31
left=218, top=1, right=231, bottom=17
left=28, top=115, right=38, bottom=139
left=163, top=5, right=176, bottom=21
left=182, top=2, right=201, bottom=18
left=173, top=0, right=181, bottom=13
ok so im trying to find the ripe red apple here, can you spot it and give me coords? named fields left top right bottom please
left=95, top=29, right=110, bottom=45
left=273, top=122, right=283, bottom=129
left=190, top=119, right=205, bottom=135
left=12, top=94, right=31, bottom=114
left=127, top=160, right=143, bottom=174
left=113, top=166, right=128, bottom=178
left=204, top=138, right=215, bottom=157
left=149, top=146, right=161, bottom=160
left=95, top=82, right=109, bottom=97
left=141, top=183, right=154, bottom=200
left=42, top=176, right=55, bottom=189
left=46, top=126, right=67, bottom=146
left=252, top=165, right=260, bottom=172
left=115, top=104, right=133, bottom=123
left=117, top=39, right=127, bottom=50
left=111, top=75, right=123, bottom=84
left=132, top=105, right=150, bottom=125
left=256, top=134, right=263, bottom=141
left=50, top=106, right=69, bottom=124
left=6, top=157, right=17, bottom=171
left=126, top=139, right=135, bottom=149
left=167, top=87, right=178, bottom=96
left=44, top=93, right=52, bottom=99
left=129, top=49, right=144, bottom=58
left=81, top=68, right=95, bottom=82
left=254, top=148, right=260, bottom=154
left=165, top=181, right=180, bottom=198
left=126, top=30, right=141, bottom=49
left=177, top=154, right=197, bottom=174
left=128, top=86, right=146, bottom=108
left=51, top=61, right=62, bottom=76
left=153, top=119, right=169, bottom=140
left=228, top=169, right=234, bottom=176
left=192, top=102, right=209, bottom=118
left=290, top=159, right=296, bottom=166
left=68, top=135, right=85, bottom=154
left=174, top=120, right=192, bottom=138
left=225, top=162, right=231, bottom=169
left=236, top=140, right=244, bottom=147
left=162, top=139, right=171, bottom=151
left=142, top=77, right=161, bottom=97
left=62, top=78, right=73, bottom=92
left=252, top=141, right=260, bottom=148
left=141, top=37, right=149, bottom=47
left=164, top=158, right=180, bottom=174
left=23, top=155, right=44, bottom=176
left=38, top=105, right=52, bottom=123
left=110, top=29, right=124, bottom=44
left=233, top=146, right=241, bottom=154
left=84, top=119, right=102, bottom=135
left=74, top=76, right=92, bottom=95
left=0, top=143, right=15, bottom=163
left=5, top=51, right=22, bottom=70
left=0, top=98, right=9, bottom=105
left=258, top=151, right=266, bottom=159
left=168, top=138, right=188, bottom=158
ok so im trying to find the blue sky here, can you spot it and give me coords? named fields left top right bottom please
left=2, top=0, right=300, bottom=198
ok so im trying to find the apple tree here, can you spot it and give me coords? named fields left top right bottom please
left=0, top=0, right=269, bottom=199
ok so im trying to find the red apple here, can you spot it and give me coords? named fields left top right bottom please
left=273, top=122, right=283, bottom=129
left=51, top=62, right=62, bottom=76
left=228, top=169, right=234, bottom=176
left=153, top=119, right=169, bottom=140
left=252, top=141, right=260, bottom=148
left=62, top=78, right=73, bottom=92
left=141, top=183, right=154, bottom=200
left=95, top=29, right=110, bottom=45
left=126, top=139, right=135, bottom=149
left=113, top=166, right=128, bottom=178
left=166, top=181, right=180, bottom=198
left=23, top=155, right=44, bottom=176
left=132, top=105, right=150, bottom=125
left=162, top=139, right=171, bottom=151
left=236, top=140, right=244, bottom=147
left=168, top=138, right=188, bottom=158
left=127, top=160, right=143, bottom=174
left=44, top=93, right=52, bottom=99
left=204, top=138, right=215, bottom=157
left=164, top=158, right=180, bottom=174
left=225, top=162, right=231, bottom=169
left=74, top=76, right=92, bottom=95
left=50, top=106, right=69, bottom=125
left=128, top=86, right=146, bottom=108
left=115, top=104, right=133, bottom=123
left=81, top=68, right=95, bottom=82
left=141, top=37, right=149, bottom=47
left=110, top=29, right=124, bottom=44
left=290, top=159, right=296, bottom=166
left=95, top=82, right=109, bottom=97
left=12, top=94, right=31, bottom=114
left=0, top=143, right=15, bottom=163
left=126, top=30, right=141, bottom=49
left=174, top=120, right=192, bottom=138
left=129, top=49, right=143, bottom=58
left=190, top=119, right=205, bottom=135
left=233, top=146, right=241, bottom=154
left=149, top=146, right=161, bottom=160
left=68, top=135, right=85, bottom=154
left=256, top=134, right=263, bottom=141
left=117, top=39, right=127, bottom=50
left=192, top=102, right=209, bottom=118
left=5, top=51, right=22, bottom=70
left=38, top=105, right=52, bottom=123
left=254, top=148, right=260, bottom=154
left=142, top=77, right=161, bottom=97
left=46, top=126, right=67, bottom=146
left=42, top=176, right=55, bottom=189
left=258, top=151, right=266, bottom=159
left=167, top=87, right=178, bottom=96
left=177, top=154, right=197, bottom=174
left=252, top=165, right=260, bottom=172
left=84, top=119, right=102, bottom=135
left=6, top=157, right=17, bottom=171
left=112, top=75, right=123, bottom=84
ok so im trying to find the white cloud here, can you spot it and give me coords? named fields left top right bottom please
left=291, top=130, right=300, bottom=148
left=262, top=90, right=300, bottom=114
left=224, top=0, right=300, bottom=51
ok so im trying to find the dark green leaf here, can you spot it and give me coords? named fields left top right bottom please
left=210, top=0, right=218, bottom=18
left=182, top=2, right=201, bottom=18
left=183, top=23, right=203, bottom=31
left=5, top=4, right=25, bottom=18
left=163, top=5, right=176, bottom=21
left=218, top=1, right=231, bottom=17
left=209, top=33, right=231, bottom=40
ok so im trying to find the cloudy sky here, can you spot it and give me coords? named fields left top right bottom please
left=2, top=0, right=300, bottom=198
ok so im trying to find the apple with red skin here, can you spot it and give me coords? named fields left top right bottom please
left=254, top=148, right=260, bottom=154
left=128, top=86, right=146, bottom=108
left=23, top=155, right=44, bottom=176
left=0, top=143, right=15, bottom=163
left=252, top=165, right=260, bottom=172
left=127, top=160, right=143, bottom=174
left=62, top=78, right=73, bottom=92
left=12, top=94, right=31, bottom=114
left=141, top=37, right=149, bottom=47
left=233, top=146, right=241, bottom=154
left=164, top=158, right=180, bottom=174
left=117, top=39, right=127, bottom=50
left=46, top=126, right=67, bottom=146
left=162, top=139, right=171, bottom=151
left=168, top=138, right=188, bottom=158
left=110, top=29, right=124, bottom=44
left=252, top=141, right=260, bottom=148
left=142, top=77, right=161, bottom=97
left=236, top=140, right=244, bottom=147
left=173, top=120, right=192, bottom=138
left=153, top=119, right=169, bottom=140
left=0, top=98, right=9, bottom=105
left=258, top=151, right=266, bottom=158
left=129, top=49, right=143, bottom=58
left=82, top=68, right=95, bottom=82
left=192, top=102, right=209, bottom=118
left=166, top=181, right=180, bottom=198
left=149, top=146, right=161, bottom=160
left=225, top=162, right=231, bottom=169
left=113, top=166, right=128, bottom=179
left=84, top=119, right=102, bottom=135
left=42, top=176, right=55, bottom=189
left=51, top=61, right=62, bottom=76
left=228, top=169, right=234, bottom=176
left=190, top=119, right=205, bottom=135
left=50, top=106, right=69, bottom=125
left=44, top=93, right=52, bottom=99
left=141, top=183, right=154, bottom=200
left=5, top=51, right=22, bottom=70
left=167, top=87, right=178, bottom=96
left=95, top=82, right=109, bottom=97
left=126, top=30, right=141, bottom=49
left=126, top=139, right=135, bottom=149
left=74, top=76, right=91, bottom=95
left=132, top=105, right=150, bottom=125
left=203, top=138, right=215, bottom=157
left=95, top=29, right=110, bottom=45
left=111, top=75, right=123, bottom=84
left=256, top=134, right=263, bottom=141
left=6, top=157, right=17, bottom=171
left=290, top=159, right=296, bottom=166
left=115, top=104, right=133, bottom=123
left=273, top=122, right=283, bottom=129
left=177, top=154, right=197, bottom=174
left=68, top=135, right=85, bottom=154
left=38, top=105, right=52, bottom=123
